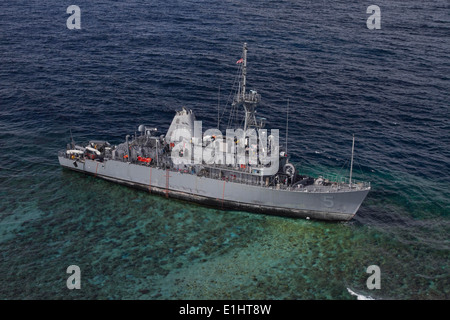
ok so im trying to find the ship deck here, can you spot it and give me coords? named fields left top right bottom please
left=58, top=151, right=371, bottom=194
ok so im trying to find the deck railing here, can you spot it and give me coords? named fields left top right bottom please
left=59, top=150, right=370, bottom=192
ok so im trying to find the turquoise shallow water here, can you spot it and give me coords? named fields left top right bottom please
left=0, top=0, right=449, bottom=299
left=0, top=165, right=448, bottom=299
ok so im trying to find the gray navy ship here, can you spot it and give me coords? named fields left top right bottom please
left=58, top=43, right=370, bottom=221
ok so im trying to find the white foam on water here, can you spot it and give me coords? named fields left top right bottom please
left=347, top=288, right=375, bottom=300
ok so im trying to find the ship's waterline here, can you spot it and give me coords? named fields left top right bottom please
left=59, top=156, right=370, bottom=221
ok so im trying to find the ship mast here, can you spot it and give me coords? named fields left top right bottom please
left=234, top=43, right=262, bottom=132
left=286, top=98, right=289, bottom=154
left=242, top=43, right=247, bottom=103
left=349, top=134, right=355, bottom=187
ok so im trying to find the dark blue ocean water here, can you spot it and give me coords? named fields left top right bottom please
left=0, top=0, right=448, bottom=299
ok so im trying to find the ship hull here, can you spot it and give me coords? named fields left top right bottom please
left=59, top=157, right=369, bottom=221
